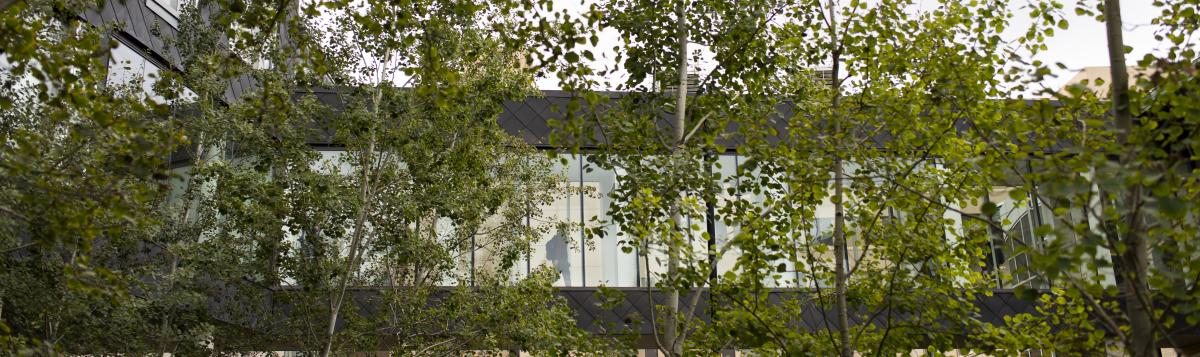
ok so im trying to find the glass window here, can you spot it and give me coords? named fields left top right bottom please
left=713, top=154, right=741, bottom=279
left=471, top=210, right=523, bottom=284
left=529, top=154, right=582, bottom=286
left=746, top=161, right=792, bottom=288
left=979, top=186, right=1051, bottom=289
left=582, top=155, right=637, bottom=286
left=510, top=213, right=532, bottom=281
left=108, top=39, right=163, bottom=101
left=107, top=38, right=196, bottom=103
left=637, top=236, right=668, bottom=287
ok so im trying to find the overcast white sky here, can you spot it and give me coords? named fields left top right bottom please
left=531, top=0, right=1174, bottom=96
left=1009, top=1, right=1168, bottom=92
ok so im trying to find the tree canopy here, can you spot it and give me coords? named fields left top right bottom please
left=1, top=0, right=1197, bottom=356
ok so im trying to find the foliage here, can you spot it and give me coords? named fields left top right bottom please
left=974, top=288, right=1109, bottom=355
left=516, top=0, right=1030, bottom=355
left=2, top=0, right=1197, bottom=355
left=972, top=0, right=1200, bottom=354
left=0, top=0, right=186, bottom=354
left=2, top=0, right=614, bottom=355
left=515, top=0, right=1198, bottom=355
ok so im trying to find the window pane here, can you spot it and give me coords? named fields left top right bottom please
left=582, top=155, right=636, bottom=286
left=530, top=154, right=581, bottom=286
left=714, top=155, right=740, bottom=279
left=107, top=39, right=161, bottom=101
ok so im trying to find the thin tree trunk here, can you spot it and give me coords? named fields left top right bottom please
left=1104, top=0, right=1133, bottom=143
left=160, top=132, right=215, bottom=357
left=266, top=165, right=282, bottom=286
left=321, top=85, right=383, bottom=357
left=826, top=1, right=852, bottom=356
left=159, top=255, right=180, bottom=357
left=831, top=69, right=852, bottom=357
left=1103, top=1, right=1155, bottom=355
left=662, top=2, right=688, bottom=356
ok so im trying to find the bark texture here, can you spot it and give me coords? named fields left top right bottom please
left=1103, top=1, right=1156, bottom=355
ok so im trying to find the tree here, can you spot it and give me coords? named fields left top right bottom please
left=4, top=0, right=617, bottom=354
left=972, top=0, right=1200, bottom=355
left=1101, top=0, right=1156, bottom=354
left=518, top=0, right=1133, bottom=355
left=1, top=0, right=188, bottom=354
left=4, top=0, right=1196, bottom=354
left=297, top=1, right=592, bottom=354
left=515, top=0, right=798, bottom=354
left=714, top=0, right=1032, bottom=354
left=159, top=0, right=620, bottom=354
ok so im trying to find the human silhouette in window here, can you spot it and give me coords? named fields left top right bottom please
left=545, top=226, right=571, bottom=286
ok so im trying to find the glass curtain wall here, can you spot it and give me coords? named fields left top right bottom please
left=284, top=151, right=1026, bottom=289
left=516, top=154, right=638, bottom=287
left=527, top=154, right=581, bottom=286
left=711, top=154, right=808, bottom=288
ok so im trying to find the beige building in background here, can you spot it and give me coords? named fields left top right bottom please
left=1057, top=65, right=1154, bottom=97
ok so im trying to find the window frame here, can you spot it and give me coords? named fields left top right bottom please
left=146, top=0, right=182, bottom=28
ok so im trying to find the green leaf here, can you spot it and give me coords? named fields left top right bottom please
left=1009, top=186, right=1028, bottom=200
left=981, top=202, right=999, bottom=217
left=1156, top=197, right=1187, bottom=219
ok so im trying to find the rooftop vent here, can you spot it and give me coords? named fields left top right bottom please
left=662, top=72, right=700, bottom=95
left=812, top=67, right=835, bottom=86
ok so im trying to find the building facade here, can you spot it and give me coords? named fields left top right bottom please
left=79, top=1, right=1197, bottom=353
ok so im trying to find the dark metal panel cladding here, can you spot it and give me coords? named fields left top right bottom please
left=498, top=100, right=542, bottom=145
left=509, top=99, right=550, bottom=145
left=241, top=75, right=257, bottom=96
left=142, top=10, right=171, bottom=64
left=111, top=0, right=132, bottom=32
left=124, top=0, right=152, bottom=46
left=81, top=2, right=103, bottom=24
left=222, top=83, right=238, bottom=103
left=230, top=78, right=242, bottom=99
left=101, top=0, right=119, bottom=23
left=209, top=286, right=1090, bottom=350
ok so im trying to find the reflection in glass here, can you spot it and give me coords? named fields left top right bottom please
left=527, top=154, right=582, bottom=286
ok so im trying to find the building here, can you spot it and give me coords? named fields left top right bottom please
left=63, top=0, right=1199, bottom=354
left=1057, top=66, right=1155, bottom=98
